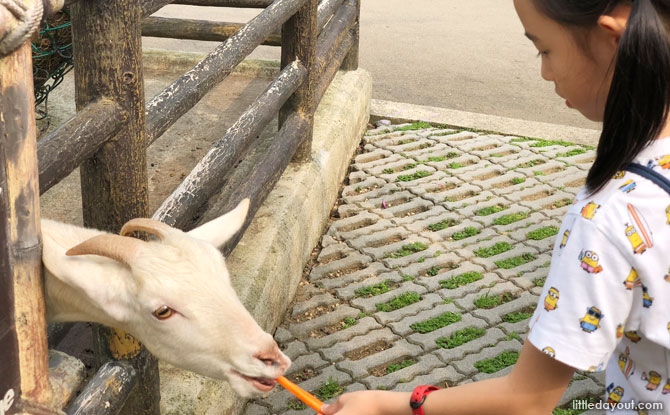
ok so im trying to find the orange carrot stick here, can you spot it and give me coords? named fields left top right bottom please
left=277, top=376, right=325, bottom=414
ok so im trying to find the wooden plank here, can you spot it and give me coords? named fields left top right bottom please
left=142, top=17, right=281, bottom=46
left=70, top=0, right=159, bottom=412
left=142, top=0, right=274, bottom=17
left=67, top=362, right=138, bottom=415
left=313, top=0, right=356, bottom=84
left=153, top=60, right=306, bottom=228
left=38, top=99, right=125, bottom=195
left=340, top=0, right=358, bottom=70
left=145, top=0, right=307, bottom=144
left=316, top=0, right=344, bottom=33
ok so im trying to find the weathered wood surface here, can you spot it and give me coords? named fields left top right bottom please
left=142, top=17, right=281, bottom=46
left=316, top=29, right=353, bottom=105
left=316, top=0, right=344, bottom=33
left=70, top=0, right=159, bottom=412
left=38, top=99, right=125, bottom=195
left=142, top=0, right=274, bottom=17
left=67, top=362, right=137, bottom=415
left=313, top=0, right=356, bottom=83
left=341, top=0, right=358, bottom=70
left=0, top=40, right=56, bottom=415
left=154, top=60, right=306, bottom=228
left=280, top=0, right=317, bottom=162
left=145, top=0, right=307, bottom=145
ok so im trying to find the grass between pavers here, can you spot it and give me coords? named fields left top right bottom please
left=355, top=280, right=399, bottom=298
left=533, top=277, right=546, bottom=287
left=440, top=271, right=484, bottom=289
left=386, top=359, right=416, bottom=374
left=410, top=312, right=462, bottom=334
left=557, top=148, right=587, bottom=158
left=436, top=327, right=486, bottom=349
left=474, top=292, right=515, bottom=309
left=426, top=152, right=459, bottom=162
left=552, top=396, right=598, bottom=415
left=376, top=292, right=421, bottom=312
left=509, top=137, right=579, bottom=148
left=526, top=226, right=559, bottom=240
left=502, top=305, right=536, bottom=323
left=492, top=212, right=529, bottom=226
left=428, top=218, right=459, bottom=231
left=512, top=177, right=526, bottom=185
left=475, top=204, right=508, bottom=216
left=451, top=227, right=480, bottom=241
left=446, top=162, right=466, bottom=169
left=474, top=242, right=513, bottom=258
left=316, top=377, right=344, bottom=400
left=394, top=121, right=433, bottom=131
left=339, top=317, right=358, bottom=330
left=397, top=171, right=432, bottom=182
left=385, top=242, right=429, bottom=259
left=474, top=351, right=519, bottom=374
left=288, top=401, right=308, bottom=410
left=495, top=253, right=537, bottom=269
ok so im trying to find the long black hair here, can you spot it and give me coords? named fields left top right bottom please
left=532, top=0, right=670, bottom=194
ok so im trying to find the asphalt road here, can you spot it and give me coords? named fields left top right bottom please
left=143, top=0, right=602, bottom=130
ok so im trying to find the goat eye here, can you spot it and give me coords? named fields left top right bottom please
left=153, top=306, right=175, bottom=320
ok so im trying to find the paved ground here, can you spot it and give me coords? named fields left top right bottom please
left=245, top=121, right=606, bottom=415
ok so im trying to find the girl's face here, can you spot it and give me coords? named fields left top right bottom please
left=513, top=0, right=620, bottom=122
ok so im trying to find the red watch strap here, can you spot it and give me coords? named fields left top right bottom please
left=410, top=385, right=440, bottom=415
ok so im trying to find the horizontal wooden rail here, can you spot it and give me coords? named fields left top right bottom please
left=38, top=99, right=125, bottom=195
left=316, top=0, right=345, bottom=32
left=153, top=60, right=306, bottom=227
left=142, top=0, right=273, bottom=18
left=142, top=17, right=282, bottom=46
left=316, top=27, right=352, bottom=104
left=67, top=362, right=138, bottom=415
left=313, top=0, right=356, bottom=84
left=145, top=0, right=307, bottom=145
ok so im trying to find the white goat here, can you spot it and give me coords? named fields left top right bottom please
left=42, top=199, right=290, bottom=397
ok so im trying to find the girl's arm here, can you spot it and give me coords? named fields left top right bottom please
left=322, top=340, right=575, bottom=415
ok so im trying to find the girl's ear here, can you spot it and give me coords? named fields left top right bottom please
left=597, top=4, right=632, bottom=44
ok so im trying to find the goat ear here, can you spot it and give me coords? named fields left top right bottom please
left=188, top=198, right=249, bottom=248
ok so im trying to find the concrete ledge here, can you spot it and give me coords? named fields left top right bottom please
left=371, top=99, right=601, bottom=147
left=159, top=69, right=372, bottom=414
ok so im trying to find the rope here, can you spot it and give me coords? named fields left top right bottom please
left=0, top=0, right=44, bottom=58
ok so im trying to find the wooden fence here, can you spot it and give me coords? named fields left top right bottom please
left=0, top=0, right=359, bottom=413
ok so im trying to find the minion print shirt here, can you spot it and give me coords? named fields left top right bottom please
left=528, top=137, right=670, bottom=413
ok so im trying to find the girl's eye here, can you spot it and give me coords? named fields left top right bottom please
left=153, top=305, right=175, bottom=320
left=536, top=51, right=548, bottom=58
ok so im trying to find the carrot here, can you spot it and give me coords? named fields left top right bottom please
left=276, top=376, right=325, bottom=414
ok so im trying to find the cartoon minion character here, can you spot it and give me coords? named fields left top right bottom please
left=625, top=224, right=649, bottom=255
left=658, top=154, right=670, bottom=170
left=618, top=346, right=635, bottom=379
left=578, top=250, right=603, bottom=274
left=541, top=347, right=555, bottom=358
left=581, top=202, right=600, bottom=220
left=559, top=229, right=570, bottom=249
left=642, top=371, right=662, bottom=391
left=613, top=171, right=625, bottom=179
left=623, top=268, right=640, bottom=289
left=664, top=380, right=670, bottom=395
left=587, top=362, right=605, bottom=373
left=666, top=205, right=670, bottom=225
left=606, top=383, right=624, bottom=405
left=579, top=306, right=603, bottom=333
left=664, top=267, right=670, bottom=283
left=642, top=286, right=654, bottom=308
left=619, top=180, right=636, bottom=193
left=616, top=323, right=624, bottom=338
left=625, top=330, right=642, bottom=343
left=544, top=287, right=559, bottom=311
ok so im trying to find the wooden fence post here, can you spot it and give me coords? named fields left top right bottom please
left=341, top=0, right=359, bottom=70
left=280, top=0, right=317, bottom=162
left=0, top=40, right=56, bottom=414
left=69, top=0, right=160, bottom=413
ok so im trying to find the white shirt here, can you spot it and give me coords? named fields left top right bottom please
left=528, top=137, right=670, bottom=414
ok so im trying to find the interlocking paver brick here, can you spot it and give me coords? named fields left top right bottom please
left=336, top=270, right=405, bottom=301
left=441, top=189, right=496, bottom=212
left=319, top=262, right=390, bottom=290
left=309, top=252, right=373, bottom=281
left=430, top=131, right=478, bottom=146
left=451, top=339, right=523, bottom=378
left=337, top=339, right=423, bottom=379
left=245, top=403, right=272, bottom=415
left=274, top=326, right=295, bottom=344
left=285, top=353, right=328, bottom=378
left=388, top=301, right=462, bottom=336
left=432, top=327, right=508, bottom=364
left=392, top=205, right=450, bottom=227
left=361, top=353, right=448, bottom=390
left=515, top=266, right=550, bottom=296
left=341, top=177, right=387, bottom=200
left=263, top=365, right=351, bottom=412
left=470, top=243, right=540, bottom=273
left=407, top=313, right=490, bottom=354
left=511, top=220, right=561, bottom=252
left=391, top=362, right=466, bottom=389
left=433, top=270, right=503, bottom=299
left=397, top=252, right=462, bottom=280
left=317, top=243, right=355, bottom=265
left=365, top=196, right=434, bottom=220
left=470, top=291, right=538, bottom=326
left=375, top=293, right=445, bottom=325
left=288, top=305, right=361, bottom=339
left=291, top=293, right=341, bottom=319
left=351, top=281, right=428, bottom=314
left=306, top=317, right=382, bottom=350
left=494, top=252, right=552, bottom=280
left=320, top=328, right=399, bottom=362
left=282, top=340, right=308, bottom=361
left=557, top=376, right=606, bottom=408
left=352, top=148, right=399, bottom=171
left=454, top=281, right=522, bottom=312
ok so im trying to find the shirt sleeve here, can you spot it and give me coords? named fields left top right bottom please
left=527, top=213, right=635, bottom=372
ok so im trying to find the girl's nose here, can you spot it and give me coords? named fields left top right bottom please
left=540, top=59, right=553, bottom=82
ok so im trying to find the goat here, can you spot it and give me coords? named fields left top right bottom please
left=42, top=199, right=290, bottom=398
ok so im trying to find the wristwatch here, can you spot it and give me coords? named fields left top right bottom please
left=409, top=385, right=440, bottom=415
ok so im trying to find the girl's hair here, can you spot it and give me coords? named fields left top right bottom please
left=532, top=0, right=670, bottom=194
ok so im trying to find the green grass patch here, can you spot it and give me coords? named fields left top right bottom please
left=355, top=280, right=398, bottom=298
left=551, top=198, right=574, bottom=209
left=382, top=168, right=394, bottom=174
left=401, top=274, right=415, bottom=281
left=452, top=227, right=480, bottom=241
left=428, top=219, right=458, bottom=231
left=288, top=401, right=308, bottom=411
left=385, top=242, right=429, bottom=259
left=340, top=317, right=358, bottom=330
left=533, top=171, right=545, bottom=176
left=316, top=377, right=344, bottom=401
left=495, top=253, right=537, bottom=269
left=502, top=306, right=536, bottom=323
left=446, top=162, right=465, bottom=169
left=506, top=332, right=522, bottom=341
left=475, top=351, right=519, bottom=374
left=426, top=265, right=451, bottom=277
left=533, top=277, right=546, bottom=287
left=440, top=272, right=484, bottom=289
left=397, top=171, right=432, bottom=182
left=557, top=148, right=587, bottom=157
left=511, top=137, right=577, bottom=147
left=386, top=359, right=416, bottom=374
left=403, top=163, right=417, bottom=170
left=512, top=177, right=526, bottom=185
left=410, top=312, right=462, bottom=333
left=492, top=212, right=529, bottom=226
left=394, top=121, right=433, bottom=131
left=515, top=159, right=546, bottom=169
left=475, top=204, right=508, bottom=216
left=436, top=327, right=486, bottom=349
left=474, top=242, right=513, bottom=258
left=474, top=292, right=515, bottom=309
left=527, top=226, right=559, bottom=240
left=376, top=292, right=421, bottom=312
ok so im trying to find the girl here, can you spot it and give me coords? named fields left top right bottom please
left=322, top=0, right=670, bottom=414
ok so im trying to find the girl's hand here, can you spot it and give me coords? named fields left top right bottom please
left=322, top=390, right=388, bottom=415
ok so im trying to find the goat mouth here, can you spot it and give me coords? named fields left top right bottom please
left=233, top=371, right=277, bottom=392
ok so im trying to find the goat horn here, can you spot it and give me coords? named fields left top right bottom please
left=66, top=234, right=146, bottom=266
left=120, top=218, right=176, bottom=240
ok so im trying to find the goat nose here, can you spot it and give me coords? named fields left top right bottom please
left=255, top=344, right=290, bottom=370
